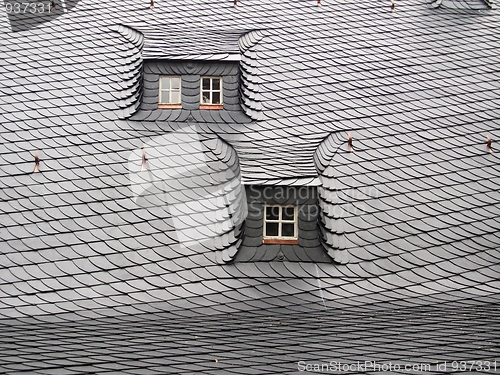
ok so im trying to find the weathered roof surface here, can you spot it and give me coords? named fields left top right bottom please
left=1, top=296, right=499, bottom=374
left=0, top=0, right=499, bottom=361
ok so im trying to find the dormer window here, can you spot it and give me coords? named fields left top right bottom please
left=148, top=62, right=235, bottom=111
left=263, top=205, right=298, bottom=244
left=158, top=75, right=181, bottom=108
left=200, top=77, right=223, bottom=109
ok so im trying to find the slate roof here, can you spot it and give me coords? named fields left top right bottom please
left=1, top=0, right=500, bottom=372
left=1, top=297, right=499, bottom=374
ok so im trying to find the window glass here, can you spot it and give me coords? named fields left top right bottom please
left=281, top=223, right=295, bottom=237
left=161, top=76, right=171, bottom=89
left=266, top=223, right=279, bottom=237
left=212, top=78, right=221, bottom=90
left=266, top=206, right=279, bottom=220
left=202, top=78, right=211, bottom=90
left=171, top=77, right=181, bottom=90
left=170, top=91, right=180, bottom=104
left=212, top=92, right=221, bottom=104
left=160, top=91, right=169, bottom=104
left=282, top=207, right=295, bottom=221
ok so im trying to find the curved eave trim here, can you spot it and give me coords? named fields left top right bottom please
left=142, top=53, right=241, bottom=61
left=242, top=176, right=321, bottom=186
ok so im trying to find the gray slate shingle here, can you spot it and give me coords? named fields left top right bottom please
left=0, top=0, right=498, bottom=356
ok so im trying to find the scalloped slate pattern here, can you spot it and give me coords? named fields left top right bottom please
left=0, top=0, right=499, bottom=331
left=0, top=300, right=499, bottom=375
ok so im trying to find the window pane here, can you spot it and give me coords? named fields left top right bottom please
left=266, top=206, right=279, bottom=220
left=212, top=92, right=221, bottom=104
left=212, top=78, right=221, bottom=90
left=202, top=92, right=210, bottom=104
left=266, top=223, right=279, bottom=237
left=170, top=91, right=180, bottom=104
left=282, top=207, right=295, bottom=221
left=171, top=77, right=180, bottom=90
left=160, top=91, right=170, bottom=103
left=282, top=223, right=295, bottom=237
left=202, top=78, right=211, bottom=90
left=160, top=76, right=170, bottom=90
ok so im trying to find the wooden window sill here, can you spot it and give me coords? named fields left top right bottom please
left=199, top=104, right=223, bottom=110
left=263, top=238, right=299, bottom=245
left=158, top=104, right=182, bottom=109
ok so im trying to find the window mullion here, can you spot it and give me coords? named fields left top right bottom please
left=264, top=206, right=268, bottom=237
left=209, top=78, right=213, bottom=103
left=295, top=207, right=297, bottom=237
left=278, top=207, right=282, bottom=237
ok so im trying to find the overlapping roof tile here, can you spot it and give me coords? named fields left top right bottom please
left=0, top=0, right=498, bottom=362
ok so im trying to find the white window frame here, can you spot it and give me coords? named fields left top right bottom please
left=200, top=76, right=223, bottom=105
left=263, top=205, right=298, bottom=240
left=159, top=75, right=181, bottom=105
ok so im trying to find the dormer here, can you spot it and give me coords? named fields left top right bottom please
left=130, top=59, right=252, bottom=123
